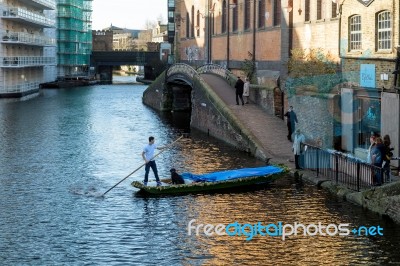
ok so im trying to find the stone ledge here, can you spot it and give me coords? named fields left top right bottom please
left=297, top=169, right=400, bottom=224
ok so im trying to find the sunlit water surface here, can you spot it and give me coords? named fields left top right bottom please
left=0, top=79, right=399, bottom=265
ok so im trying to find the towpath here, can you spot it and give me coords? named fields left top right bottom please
left=201, top=73, right=296, bottom=168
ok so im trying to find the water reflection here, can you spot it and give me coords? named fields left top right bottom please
left=0, top=81, right=399, bottom=265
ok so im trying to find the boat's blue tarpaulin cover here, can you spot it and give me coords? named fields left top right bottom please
left=181, top=166, right=283, bottom=182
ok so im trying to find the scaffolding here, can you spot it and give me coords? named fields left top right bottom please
left=57, top=0, right=92, bottom=77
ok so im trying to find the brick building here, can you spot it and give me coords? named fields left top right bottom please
left=175, top=0, right=286, bottom=86
left=92, top=30, right=113, bottom=51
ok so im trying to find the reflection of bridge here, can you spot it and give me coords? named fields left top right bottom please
left=90, top=51, right=159, bottom=82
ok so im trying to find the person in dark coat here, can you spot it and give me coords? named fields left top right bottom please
left=170, top=168, right=185, bottom=185
left=284, top=106, right=298, bottom=141
left=234, top=77, right=245, bottom=106
left=371, top=137, right=386, bottom=185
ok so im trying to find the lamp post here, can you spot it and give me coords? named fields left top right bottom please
left=332, top=0, right=346, bottom=57
left=226, top=1, right=237, bottom=69
left=252, top=0, right=257, bottom=77
left=227, top=0, right=230, bottom=69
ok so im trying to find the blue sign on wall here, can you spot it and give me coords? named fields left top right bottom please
left=360, top=64, right=375, bottom=88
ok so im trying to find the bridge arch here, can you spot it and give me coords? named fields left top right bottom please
left=164, top=63, right=235, bottom=111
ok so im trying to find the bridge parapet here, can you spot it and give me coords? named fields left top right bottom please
left=166, top=63, right=198, bottom=79
left=197, top=63, right=231, bottom=79
left=166, top=63, right=239, bottom=87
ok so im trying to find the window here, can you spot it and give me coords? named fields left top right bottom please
left=305, top=0, right=310, bottom=21
left=196, top=10, right=200, bottom=37
left=258, top=0, right=265, bottom=28
left=168, top=11, right=174, bottom=21
left=232, top=4, right=238, bottom=31
left=273, top=0, right=280, bottom=26
left=244, top=0, right=250, bottom=30
left=186, top=12, right=190, bottom=38
left=377, top=11, right=391, bottom=50
left=222, top=0, right=227, bottom=33
left=191, top=6, right=195, bottom=37
left=212, top=13, right=215, bottom=35
left=349, top=15, right=362, bottom=50
left=317, top=0, right=322, bottom=20
left=331, top=1, right=337, bottom=18
left=357, top=98, right=381, bottom=149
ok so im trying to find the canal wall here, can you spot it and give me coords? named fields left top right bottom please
left=142, top=72, right=171, bottom=111
left=301, top=172, right=400, bottom=224
left=189, top=76, right=267, bottom=159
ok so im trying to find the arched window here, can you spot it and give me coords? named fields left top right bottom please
left=377, top=11, right=391, bottom=50
left=222, top=0, right=227, bottom=33
left=244, top=0, right=250, bottom=30
left=191, top=6, right=195, bottom=37
left=232, top=3, right=238, bottom=32
left=186, top=12, right=190, bottom=38
left=332, top=1, right=338, bottom=18
left=349, top=15, right=362, bottom=50
left=273, top=0, right=280, bottom=26
left=317, top=0, right=322, bottom=20
left=258, top=0, right=265, bottom=28
left=304, top=0, right=310, bottom=21
left=197, top=10, right=201, bottom=37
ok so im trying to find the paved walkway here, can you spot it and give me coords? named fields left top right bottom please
left=201, top=73, right=296, bottom=168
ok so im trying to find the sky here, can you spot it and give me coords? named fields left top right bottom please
left=91, top=0, right=168, bottom=30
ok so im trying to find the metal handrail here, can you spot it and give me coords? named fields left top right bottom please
left=197, top=63, right=231, bottom=78
left=2, top=8, right=55, bottom=27
left=301, top=143, right=390, bottom=191
left=1, top=32, right=55, bottom=46
left=0, top=56, right=56, bottom=67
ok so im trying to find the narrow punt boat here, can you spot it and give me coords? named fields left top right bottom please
left=131, top=165, right=288, bottom=195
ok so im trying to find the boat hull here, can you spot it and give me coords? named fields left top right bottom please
left=131, top=168, right=287, bottom=195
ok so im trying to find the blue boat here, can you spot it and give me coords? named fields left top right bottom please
left=131, top=165, right=288, bottom=195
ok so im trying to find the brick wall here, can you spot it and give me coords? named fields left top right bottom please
left=289, top=92, right=340, bottom=148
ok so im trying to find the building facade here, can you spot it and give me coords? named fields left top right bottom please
left=175, top=0, right=286, bottom=85
left=57, top=0, right=92, bottom=77
left=339, top=0, right=399, bottom=160
left=0, top=0, right=57, bottom=97
left=92, top=30, right=113, bottom=51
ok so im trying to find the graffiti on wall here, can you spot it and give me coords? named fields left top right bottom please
left=185, top=46, right=202, bottom=62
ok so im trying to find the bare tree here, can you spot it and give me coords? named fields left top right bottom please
left=144, top=19, right=156, bottom=30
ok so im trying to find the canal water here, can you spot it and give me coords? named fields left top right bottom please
left=0, top=78, right=399, bottom=265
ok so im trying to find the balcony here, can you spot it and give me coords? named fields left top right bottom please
left=1, top=8, right=56, bottom=28
left=1, top=32, right=56, bottom=46
left=18, top=0, right=56, bottom=10
left=1, top=81, right=41, bottom=94
left=0, top=56, right=56, bottom=68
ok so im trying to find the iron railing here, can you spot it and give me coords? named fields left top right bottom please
left=301, top=144, right=391, bottom=191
